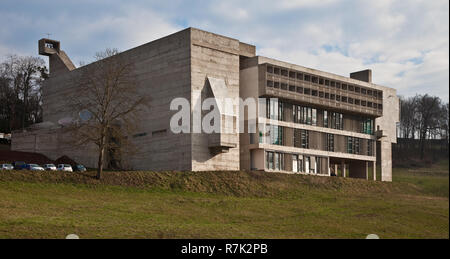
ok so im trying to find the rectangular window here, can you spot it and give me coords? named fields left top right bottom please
left=274, top=153, right=280, bottom=170
left=278, top=100, right=284, bottom=121
left=294, top=129, right=301, bottom=148
left=259, top=128, right=263, bottom=143
left=316, top=157, right=322, bottom=174
left=326, top=134, right=334, bottom=152
left=301, top=130, right=309, bottom=149
left=267, top=124, right=283, bottom=145
left=292, top=155, right=298, bottom=173
left=304, top=75, right=311, bottom=81
left=305, top=156, right=310, bottom=173
left=355, top=138, right=360, bottom=154
left=347, top=137, right=361, bottom=154
left=306, top=107, right=311, bottom=125
left=324, top=111, right=328, bottom=127
left=347, top=137, right=353, bottom=154
left=311, top=108, right=317, bottom=126
left=267, top=152, right=274, bottom=169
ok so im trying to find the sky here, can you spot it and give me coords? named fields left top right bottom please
left=0, top=0, right=448, bottom=101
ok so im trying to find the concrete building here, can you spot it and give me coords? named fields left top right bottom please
left=11, top=27, right=399, bottom=181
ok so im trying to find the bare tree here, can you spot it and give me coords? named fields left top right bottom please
left=0, top=55, right=46, bottom=132
left=415, top=94, right=442, bottom=159
left=399, top=96, right=418, bottom=139
left=66, top=48, right=149, bottom=179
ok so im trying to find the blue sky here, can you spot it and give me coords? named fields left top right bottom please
left=1, top=0, right=448, bottom=101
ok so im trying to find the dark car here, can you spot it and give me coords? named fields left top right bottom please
left=73, top=164, right=87, bottom=172
left=12, top=161, right=26, bottom=170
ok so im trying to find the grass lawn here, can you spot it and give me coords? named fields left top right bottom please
left=0, top=160, right=448, bottom=239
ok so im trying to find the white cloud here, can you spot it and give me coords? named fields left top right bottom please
left=277, top=0, right=340, bottom=9
left=0, top=0, right=448, bottom=101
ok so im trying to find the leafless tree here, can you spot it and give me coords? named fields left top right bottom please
left=66, top=48, right=149, bottom=179
left=0, top=55, right=46, bottom=132
left=399, top=96, right=418, bottom=139
left=415, top=94, right=442, bottom=159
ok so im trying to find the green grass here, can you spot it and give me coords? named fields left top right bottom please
left=0, top=160, right=448, bottom=239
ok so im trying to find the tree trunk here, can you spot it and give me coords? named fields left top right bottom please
left=97, top=145, right=104, bottom=179
left=420, top=130, right=426, bottom=160
left=97, top=134, right=106, bottom=180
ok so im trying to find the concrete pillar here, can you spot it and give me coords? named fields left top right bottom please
left=341, top=161, right=346, bottom=178
left=327, top=157, right=331, bottom=176
left=381, top=139, right=392, bottom=182
left=366, top=161, right=369, bottom=180
left=373, top=161, right=376, bottom=181
left=334, top=164, right=338, bottom=177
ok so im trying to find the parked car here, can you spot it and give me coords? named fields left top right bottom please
left=73, top=164, right=87, bottom=172
left=57, top=164, right=73, bottom=172
left=25, top=164, right=45, bottom=171
left=0, top=164, right=13, bottom=170
left=12, top=161, right=26, bottom=170
left=43, top=164, right=57, bottom=171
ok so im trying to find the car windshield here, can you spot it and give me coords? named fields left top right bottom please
left=29, top=164, right=39, bottom=167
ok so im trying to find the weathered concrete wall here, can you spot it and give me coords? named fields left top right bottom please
left=16, top=29, right=194, bottom=171
left=11, top=128, right=98, bottom=167
left=239, top=65, right=259, bottom=170
left=190, top=28, right=243, bottom=171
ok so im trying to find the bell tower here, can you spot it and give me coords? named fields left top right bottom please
left=38, top=38, right=75, bottom=76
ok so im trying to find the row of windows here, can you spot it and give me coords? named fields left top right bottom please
left=361, top=119, right=374, bottom=135
left=261, top=125, right=375, bottom=156
left=293, top=129, right=309, bottom=149
left=266, top=151, right=285, bottom=171
left=266, top=151, right=328, bottom=174
left=293, top=105, right=317, bottom=126
left=266, top=99, right=373, bottom=135
left=266, top=65, right=383, bottom=99
left=323, top=111, right=344, bottom=130
left=266, top=80, right=383, bottom=110
left=346, top=137, right=375, bottom=156
left=347, top=136, right=361, bottom=155
left=266, top=124, right=283, bottom=145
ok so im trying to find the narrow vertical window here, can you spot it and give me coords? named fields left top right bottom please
left=312, top=108, right=317, bottom=126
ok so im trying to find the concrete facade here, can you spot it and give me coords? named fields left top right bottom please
left=11, top=27, right=399, bottom=181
